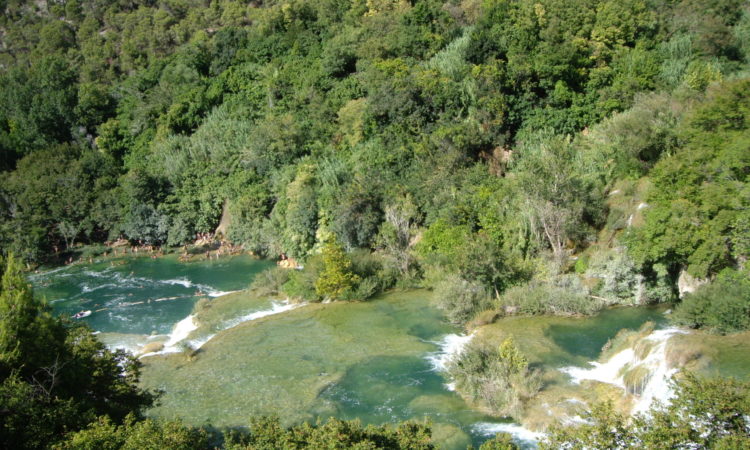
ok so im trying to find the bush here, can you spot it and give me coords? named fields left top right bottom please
left=225, top=416, right=434, bottom=450
left=447, top=337, right=541, bottom=419
left=498, top=278, right=602, bottom=317
left=314, top=240, right=360, bottom=300
left=585, top=249, right=645, bottom=305
left=348, top=249, right=399, bottom=296
left=672, top=270, right=750, bottom=334
left=59, top=415, right=210, bottom=450
left=249, top=267, right=290, bottom=298
left=432, top=274, right=493, bottom=325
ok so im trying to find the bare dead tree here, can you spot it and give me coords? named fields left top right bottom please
left=31, top=355, right=67, bottom=400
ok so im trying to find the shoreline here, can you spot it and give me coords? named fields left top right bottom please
left=30, top=240, right=261, bottom=274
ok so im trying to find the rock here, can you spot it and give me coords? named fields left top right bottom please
left=214, top=201, right=231, bottom=239
left=677, top=269, right=709, bottom=299
left=278, top=258, right=301, bottom=269
left=111, top=238, right=129, bottom=247
left=139, top=342, right=164, bottom=355
left=430, top=423, right=471, bottom=449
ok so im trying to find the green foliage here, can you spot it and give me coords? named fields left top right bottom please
left=0, top=0, right=748, bottom=332
left=58, top=415, right=210, bottom=450
left=497, top=278, right=602, bottom=317
left=476, top=433, right=520, bottom=450
left=586, top=249, right=678, bottom=304
left=225, top=416, right=434, bottom=450
left=249, top=267, right=291, bottom=298
left=315, top=240, right=360, bottom=300
left=432, top=274, right=492, bottom=325
left=672, top=270, right=750, bottom=334
left=626, top=79, right=750, bottom=278
left=542, top=373, right=750, bottom=449
left=447, top=336, right=542, bottom=419
left=0, top=254, right=155, bottom=448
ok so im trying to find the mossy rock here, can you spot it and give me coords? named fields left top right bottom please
left=139, top=341, right=165, bottom=354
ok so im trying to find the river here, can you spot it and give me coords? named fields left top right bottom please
left=30, top=255, right=749, bottom=448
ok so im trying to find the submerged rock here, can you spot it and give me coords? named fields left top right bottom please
left=139, top=341, right=164, bottom=355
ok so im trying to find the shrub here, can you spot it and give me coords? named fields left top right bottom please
left=447, top=337, right=541, bottom=419
left=282, top=256, right=323, bottom=302
left=249, top=267, right=290, bottom=298
left=585, top=249, right=644, bottom=305
left=672, top=270, right=750, bottom=334
left=498, top=277, right=602, bottom=317
left=225, top=416, right=434, bottom=450
left=432, top=274, right=493, bottom=324
left=314, top=240, right=360, bottom=300
left=348, top=249, right=399, bottom=296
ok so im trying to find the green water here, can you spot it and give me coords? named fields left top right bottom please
left=545, top=306, right=669, bottom=362
left=31, top=255, right=273, bottom=335
left=32, top=256, right=733, bottom=449
left=139, top=291, right=504, bottom=449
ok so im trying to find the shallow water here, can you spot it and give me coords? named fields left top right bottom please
left=30, top=256, right=747, bottom=449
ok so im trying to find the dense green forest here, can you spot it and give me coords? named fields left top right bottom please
left=2, top=0, right=749, bottom=327
left=1, top=0, right=750, bottom=447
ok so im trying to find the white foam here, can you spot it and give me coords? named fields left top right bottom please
left=223, top=301, right=300, bottom=328
left=163, top=315, right=198, bottom=350
left=108, top=341, right=145, bottom=355
left=206, top=290, right=238, bottom=298
left=189, top=334, right=216, bottom=350
left=562, top=348, right=635, bottom=388
left=561, top=328, right=687, bottom=414
left=143, top=301, right=303, bottom=356
left=161, top=278, right=235, bottom=298
left=426, top=332, right=475, bottom=372
left=28, top=264, right=76, bottom=280
left=163, top=278, right=193, bottom=288
left=472, top=422, right=544, bottom=444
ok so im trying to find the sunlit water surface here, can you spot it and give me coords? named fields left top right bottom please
left=33, top=256, right=748, bottom=449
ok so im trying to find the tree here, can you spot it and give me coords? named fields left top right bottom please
left=542, top=373, right=750, bottom=449
left=225, top=416, right=434, bottom=450
left=0, top=254, right=155, bottom=448
left=626, top=79, right=750, bottom=278
left=59, top=415, right=209, bottom=450
left=375, top=195, right=420, bottom=276
left=315, top=239, right=360, bottom=300
left=0, top=254, right=62, bottom=379
left=512, top=132, right=599, bottom=268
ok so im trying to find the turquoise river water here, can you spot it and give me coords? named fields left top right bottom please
left=32, top=255, right=715, bottom=449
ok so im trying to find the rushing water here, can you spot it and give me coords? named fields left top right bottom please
left=30, top=256, right=748, bottom=449
left=32, top=255, right=274, bottom=335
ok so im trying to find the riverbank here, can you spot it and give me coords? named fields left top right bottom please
left=29, top=255, right=750, bottom=449
left=30, top=237, right=259, bottom=275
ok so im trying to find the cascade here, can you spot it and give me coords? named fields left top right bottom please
left=562, top=328, right=687, bottom=414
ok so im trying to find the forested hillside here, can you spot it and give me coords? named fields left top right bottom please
left=4, top=0, right=747, bottom=325
left=2, top=0, right=750, bottom=448
left=2, top=0, right=749, bottom=323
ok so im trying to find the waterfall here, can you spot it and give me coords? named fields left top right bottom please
left=562, top=327, right=687, bottom=414
left=163, top=315, right=198, bottom=350
left=425, top=332, right=475, bottom=391
left=426, top=333, right=475, bottom=371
